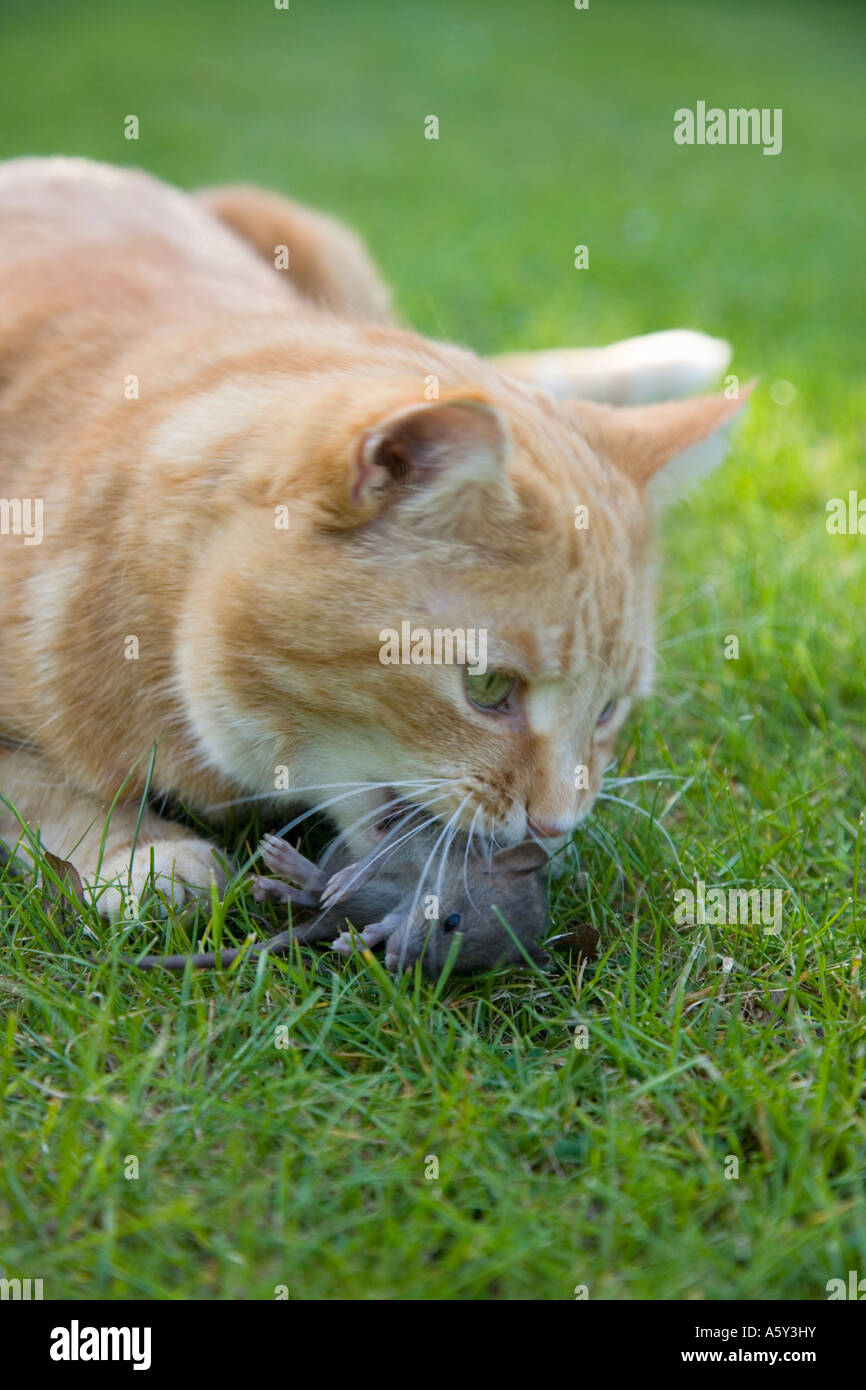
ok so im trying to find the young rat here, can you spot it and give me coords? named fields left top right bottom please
left=256, top=827, right=550, bottom=976
left=379, top=839, right=550, bottom=976
left=134, top=823, right=549, bottom=977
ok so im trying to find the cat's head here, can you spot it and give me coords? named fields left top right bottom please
left=178, top=368, right=747, bottom=853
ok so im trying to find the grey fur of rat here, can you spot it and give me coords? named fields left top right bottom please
left=135, top=812, right=550, bottom=977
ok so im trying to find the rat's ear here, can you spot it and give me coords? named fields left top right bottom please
left=353, top=389, right=511, bottom=508
left=527, top=944, right=551, bottom=965
left=567, top=382, right=754, bottom=508
left=487, top=841, right=549, bottom=875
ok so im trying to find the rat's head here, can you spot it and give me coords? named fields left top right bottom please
left=177, top=365, right=746, bottom=849
left=383, top=839, right=550, bottom=977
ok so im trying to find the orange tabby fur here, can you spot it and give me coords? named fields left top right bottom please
left=0, top=157, right=747, bottom=915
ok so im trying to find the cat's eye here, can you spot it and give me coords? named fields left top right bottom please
left=464, top=668, right=516, bottom=712
left=442, top=913, right=462, bottom=932
left=596, top=700, right=617, bottom=726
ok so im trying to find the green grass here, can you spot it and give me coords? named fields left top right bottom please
left=1, top=0, right=864, bottom=1300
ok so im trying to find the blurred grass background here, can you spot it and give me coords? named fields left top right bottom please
left=0, top=0, right=864, bottom=1301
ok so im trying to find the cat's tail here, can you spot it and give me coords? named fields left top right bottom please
left=492, top=329, right=733, bottom=404
left=197, top=183, right=394, bottom=324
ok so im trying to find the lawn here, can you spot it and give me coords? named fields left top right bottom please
left=0, top=0, right=864, bottom=1300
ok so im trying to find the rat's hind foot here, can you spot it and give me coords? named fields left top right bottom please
left=250, top=874, right=316, bottom=907
left=252, top=874, right=289, bottom=902
left=260, top=834, right=327, bottom=894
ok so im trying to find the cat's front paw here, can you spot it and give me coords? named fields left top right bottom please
left=88, top=839, right=228, bottom=920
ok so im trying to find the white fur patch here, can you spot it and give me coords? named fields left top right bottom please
left=496, top=329, right=732, bottom=405
left=147, top=380, right=289, bottom=468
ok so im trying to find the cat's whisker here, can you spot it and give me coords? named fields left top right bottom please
left=396, top=795, right=472, bottom=972
left=655, top=614, right=796, bottom=653
left=347, top=815, right=442, bottom=889
left=596, top=791, right=683, bottom=870
left=582, top=819, right=625, bottom=879
left=330, top=792, right=456, bottom=883
left=477, top=784, right=556, bottom=857
left=566, top=837, right=583, bottom=876
left=268, top=786, right=407, bottom=843
left=651, top=665, right=780, bottom=703
left=207, top=777, right=452, bottom=813
left=288, top=811, right=444, bottom=941
left=317, top=782, right=461, bottom=867
left=262, top=778, right=456, bottom=846
left=654, top=536, right=812, bottom=631
left=462, top=804, right=483, bottom=913
left=318, top=783, right=446, bottom=849
left=603, top=771, right=685, bottom=788
left=580, top=822, right=628, bottom=911
left=433, top=805, right=464, bottom=907
left=375, top=807, right=448, bottom=858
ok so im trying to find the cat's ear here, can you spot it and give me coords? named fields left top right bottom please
left=349, top=390, right=510, bottom=518
left=568, top=383, right=754, bottom=508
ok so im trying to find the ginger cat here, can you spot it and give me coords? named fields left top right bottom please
left=0, top=157, right=746, bottom=917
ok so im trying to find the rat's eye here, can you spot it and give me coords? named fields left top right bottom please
left=442, top=913, right=462, bottom=932
left=596, top=699, right=617, bottom=726
left=465, top=669, right=516, bottom=712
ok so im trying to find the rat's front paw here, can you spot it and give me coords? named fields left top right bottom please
left=88, top=838, right=228, bottom=920
left=260, top=834, right=325, bottom=893
left=331, top=915, right=402, bottom=955
left=332, top=925, right=375, bottom=955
